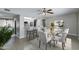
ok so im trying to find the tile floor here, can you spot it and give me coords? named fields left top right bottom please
left=2, top=35, right=79, bottom=50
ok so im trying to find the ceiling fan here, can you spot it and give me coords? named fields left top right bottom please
left=38, top=8, right=54, bottom=15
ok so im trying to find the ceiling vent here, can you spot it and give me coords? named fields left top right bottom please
left=4, top=8, right=10, bottom=12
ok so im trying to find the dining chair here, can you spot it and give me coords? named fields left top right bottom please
left=53, top=28, right=69, bottom=50
left=38, top=31, right=52, bottom=50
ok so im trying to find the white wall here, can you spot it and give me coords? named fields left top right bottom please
left=56, top=13, right=77, bottom=36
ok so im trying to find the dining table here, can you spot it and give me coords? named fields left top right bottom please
left=42, top=27, right=64, bottom=43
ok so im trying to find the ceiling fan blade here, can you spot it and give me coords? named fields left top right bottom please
left=47, top=9, right=52, bottom=11
left=47, top=11, right=53, bottom=14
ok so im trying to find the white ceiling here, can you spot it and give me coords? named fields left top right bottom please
left=0, top=8, right=79, bottom=17
left=52, top=8, right=79, bottom=16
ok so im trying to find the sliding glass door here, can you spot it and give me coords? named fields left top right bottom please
left=0, top=18, right=15, bottom=33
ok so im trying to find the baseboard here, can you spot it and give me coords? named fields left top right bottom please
left=68, top=33, right=79, bottom=40
left=68, top=33, right=77, bottom=37
left=19, top=35, right=25, bottom=39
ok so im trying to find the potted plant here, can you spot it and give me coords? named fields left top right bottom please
left=0, top=26, right=14, bottom=47
left=50, top=22, right=54, bottom=32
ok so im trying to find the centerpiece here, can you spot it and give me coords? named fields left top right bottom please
left=50, top=22, right=54, bottom=33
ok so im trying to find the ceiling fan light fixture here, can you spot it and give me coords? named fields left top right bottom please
left=47, top=9, right=52, bottom=11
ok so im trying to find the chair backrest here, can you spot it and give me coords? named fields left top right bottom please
left=61, top=28, right=69, bottom=42
left=38, top=31, right=47, bottom=43
left=63, top=28, right=69, bottom=34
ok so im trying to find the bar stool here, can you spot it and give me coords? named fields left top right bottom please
left=27, top=30, right=34, bottom=40
left=33, top=29, right=38, bottom=38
